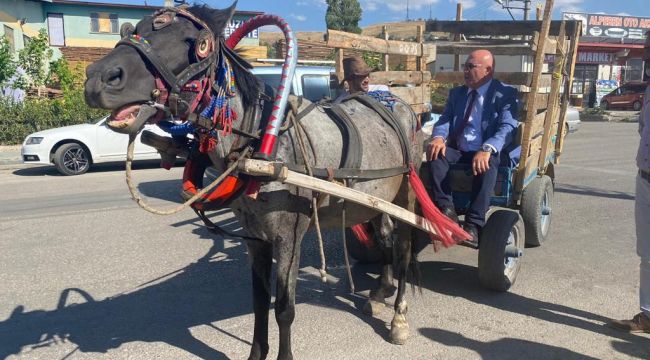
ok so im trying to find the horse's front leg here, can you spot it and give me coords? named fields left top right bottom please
left=390, top=184, right=417, bottom=345
left=247, top=240, right=274, bottom=360
left=364, top=214, right=397, bottom=316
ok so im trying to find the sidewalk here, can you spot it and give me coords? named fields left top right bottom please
left=0, top=145, right=22, bottom=166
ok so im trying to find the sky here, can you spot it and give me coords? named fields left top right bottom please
left=83, top=0, right=650, bottom=31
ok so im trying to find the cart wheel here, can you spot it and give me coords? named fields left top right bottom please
left=520, top=175, right=554, bottom=247
left=345, top=228, right=383, bottom=264
left=478, top=210, right=525, bottom=292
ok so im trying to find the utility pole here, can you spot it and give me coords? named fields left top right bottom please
left=523, top=0, right=531, bottom=20
left=406, top=0, right=410, bottom=20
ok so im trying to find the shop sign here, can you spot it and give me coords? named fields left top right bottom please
left=224, top=19, right=258, bottom=39
left=577, top=51, right=615, bottom=64
left=563, top=12, right=650, bottom=39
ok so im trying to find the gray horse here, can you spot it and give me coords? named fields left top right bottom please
left=84, top=4, right=425, bottom=359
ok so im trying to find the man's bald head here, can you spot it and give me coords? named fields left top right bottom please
left=464, top=49, right=495, bottom=89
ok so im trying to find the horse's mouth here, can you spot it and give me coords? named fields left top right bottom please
left=108, top=103, right=142, bottom=130
left=106, top=103, right=162, bottom=135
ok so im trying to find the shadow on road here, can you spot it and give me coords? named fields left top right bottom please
left=0, top=210, right=385, bottom=358
left=418, top=261, right=650, bottom=359
left=11, top=160, right=173, bottom=177
left=555, top=183, right=635, bottom=201
left=0, top=216, right=252, bottom=359
left=420, top=327, right=599, bottom=359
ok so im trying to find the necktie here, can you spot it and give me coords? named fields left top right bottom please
left=448, top=89, right=477, bottom=149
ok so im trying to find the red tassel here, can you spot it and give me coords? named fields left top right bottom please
left=350, top=223, right=375, bottom=248
left=198, top=134, right=217, bottom=153
left=408, top=163, right=470, bottom=248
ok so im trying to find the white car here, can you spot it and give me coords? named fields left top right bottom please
left=21, top=116, right=170, bottom=175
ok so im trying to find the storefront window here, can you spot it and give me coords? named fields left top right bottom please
left=572, top=64, right=598, bottom=95
left=624, top=59, right=643, bottom=82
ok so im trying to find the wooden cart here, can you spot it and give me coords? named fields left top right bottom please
left=242, top=0, right=581, bottom=292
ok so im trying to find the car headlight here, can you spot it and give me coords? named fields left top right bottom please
left=25, top=136, right=44, bottom=145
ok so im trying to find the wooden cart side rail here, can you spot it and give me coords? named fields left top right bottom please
left=325, top=29, right=437, bottom=61
left=369, top=71, right=431, bottom=86
left=514, top=0, right=555, bottom=199
left=424, top=19, right=580, bottom=37
left=555, top=21, right=583, bottom=162
left=537, top=21, right=567, bottom=171
left=433, top=72, right=552, bottom=87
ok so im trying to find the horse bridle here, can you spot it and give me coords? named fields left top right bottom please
left=115, top=7, right=219, bottom=117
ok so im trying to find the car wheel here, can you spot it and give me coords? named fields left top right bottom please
left=633, top=100, right=642, bottom=111
left=600, top=100, right=609, bottom=110
left=54, top=143, right=91, bottom=176
left=520, top=175, right=553, bottom=247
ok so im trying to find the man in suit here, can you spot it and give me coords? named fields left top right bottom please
left=426, top=49, right=518, bottom=244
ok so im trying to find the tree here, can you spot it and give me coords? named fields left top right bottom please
left=17, top=29, right=52, bottom=89
left=0, top=37, right=17, bottom=88
left=325, top=0, right=362, bottom=34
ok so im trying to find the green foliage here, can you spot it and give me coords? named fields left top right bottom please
left=326, top=0, right=362, bottom=34
left=16, top=29, right=52, bottom=89
left=361, top=51, right=382, bottom=71
left=430, top=82, right=453, bottom=113
left=0, top=37, right=16, bottom=87
left=0, top=59, right=107, bottom=145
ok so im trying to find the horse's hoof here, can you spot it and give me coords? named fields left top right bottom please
left=389, top=314, right=410, bottom=345
left=363, top=299, right=386, bottom=316
left=389, top=323, right=410, bottom=345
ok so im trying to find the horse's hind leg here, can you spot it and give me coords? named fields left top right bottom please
left=247, top=240, right=273, bottom=360
left=390, top=182, right=417, bottom=345
left=363, top=214, right=397, bottom=316
left=273, top=208, right=311, bottom=360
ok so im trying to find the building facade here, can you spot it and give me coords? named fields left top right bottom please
left=1, top=0, right=262, bottom=64
left=563, top=12, right=650, bottom=106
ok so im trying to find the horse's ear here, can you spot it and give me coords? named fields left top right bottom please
left=191, top=2, right=237, bottom=35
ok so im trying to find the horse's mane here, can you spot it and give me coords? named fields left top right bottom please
left=190, top=4, right=260, bottom=109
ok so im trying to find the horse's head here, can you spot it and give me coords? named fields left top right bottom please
left=84, top=3, right=240, bottom=134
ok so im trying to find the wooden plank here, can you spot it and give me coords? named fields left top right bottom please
left=432, top=72, right=551, bottom=88
left=528, top=110, right=547, bottom=138
left=326, top=29, right=425, bottom=57
left=410, top=103, right=431, bottom=114
left=370, top=71, right=431, bottom=85
left=515, top=0, right=554, bottom=198
left=382, top=26, right=389, bottom=71
left=532, top=33, right=558, bottom=55
left=424, top=20, right=579, bottom=37
left=335, top=48, right=344, bottom=87
left=391, top=86, right=426, bottom=105
left=555, top=22, right=582, bottom=162
left=538, top=21, right=566, bottom=170
left=436, top=43, right=536, bottom=56
left=433, top=72, right=531, bottom=85
left=416, top=25, right=426, bottom=71
left=522, top=93, right=550, bottom=111
left=239, top=159, right=468, bottom=240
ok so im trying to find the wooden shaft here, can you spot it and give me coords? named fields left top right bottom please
left=238, top=159, right=445, bottom=237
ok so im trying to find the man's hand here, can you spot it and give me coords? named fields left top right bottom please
left=472, top=150, right=491, bottom=176
left=426, top=137, right=446, bottom=161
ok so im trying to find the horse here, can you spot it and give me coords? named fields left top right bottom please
left=84, top=3, right=444, bottom=359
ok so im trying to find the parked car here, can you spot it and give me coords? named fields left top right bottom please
left=21, top=116, right=170, bottom=176
left=600, top=82, right=647, bottom=111
left=251, top=65, right=341, bottom=102
left=565, top=105, right=581, bottom=134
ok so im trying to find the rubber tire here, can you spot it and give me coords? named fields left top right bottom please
left=54, top=143, right=91, bottom=176
left=600, top=100, right=609, bottom=110
left=478, top=210, right=525, bottom=292
left=520, top=175, right=554, bottom=247
left=345, top=228, right=383, bottom=264
left=633, top=100, right=642, bottom=111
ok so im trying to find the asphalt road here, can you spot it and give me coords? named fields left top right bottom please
left=0, top=122, right=648, bottom=359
